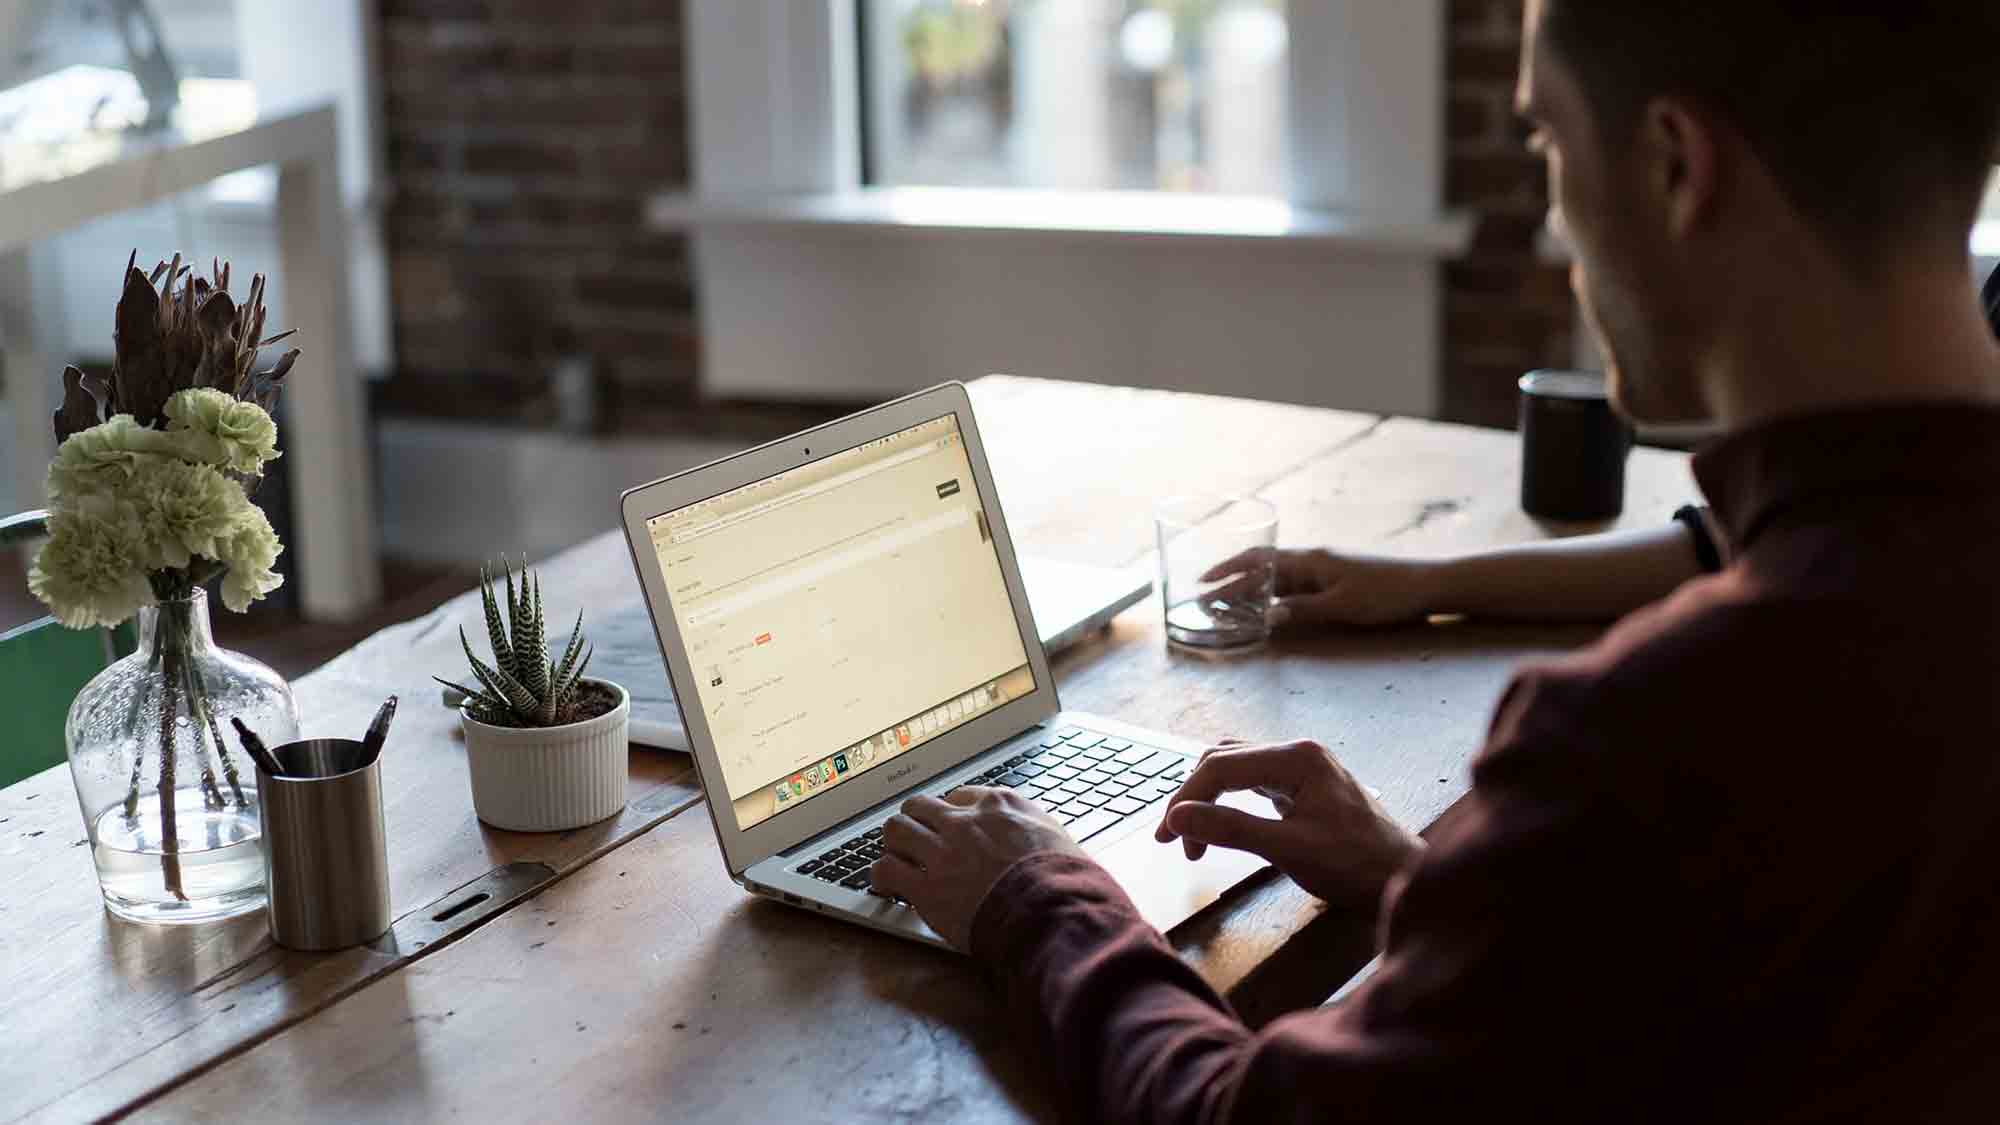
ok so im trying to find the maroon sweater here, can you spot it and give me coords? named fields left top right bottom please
left=972, top=405, right=2000, bottom=1123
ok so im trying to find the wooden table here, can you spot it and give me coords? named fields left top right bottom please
left=0, top=377, right=1697, bottom=1122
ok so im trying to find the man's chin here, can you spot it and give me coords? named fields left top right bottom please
left=1605, top=368, right=1711, bottom=429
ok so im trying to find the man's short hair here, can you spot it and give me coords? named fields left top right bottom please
left=1540, top=1, right=2000, bottom=266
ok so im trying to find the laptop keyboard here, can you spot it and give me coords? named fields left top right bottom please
left=791, top=726, right=1194, bottom=896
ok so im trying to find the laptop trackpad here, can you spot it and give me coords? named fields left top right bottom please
left=1098, top=792, right=1279, bottom=934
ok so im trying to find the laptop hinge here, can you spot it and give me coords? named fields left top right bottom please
left=773, top=722, right=1048, bottom=860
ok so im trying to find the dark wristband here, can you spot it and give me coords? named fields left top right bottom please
left=1674, top=504, right=1723, bottom=573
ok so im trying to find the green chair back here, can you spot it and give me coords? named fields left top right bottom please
left=0, top=617, right=137, bottom=788
left=0, top=616, right=138, bottom=784
left=2, top=510, right=139, bottom=787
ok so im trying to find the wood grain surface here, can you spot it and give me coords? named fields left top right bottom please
left=967, top=375, right=1383, bottom=567
left=135, top=378, right=1700, bottom=1121
left=0, top=535, right=699, bottom=1124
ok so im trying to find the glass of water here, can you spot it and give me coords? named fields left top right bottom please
left=1155, top=495, right=1278, bottom=653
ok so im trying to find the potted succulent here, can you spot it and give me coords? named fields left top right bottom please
left=437, top=560, right=628, bottom=831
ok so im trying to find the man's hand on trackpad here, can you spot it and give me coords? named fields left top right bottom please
left=1156, top=740, right=1423, bottom=906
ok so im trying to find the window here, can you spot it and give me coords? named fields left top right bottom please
left=672, top=0, right=1456, bottom=414
left=0, top=0, right=243, bottom=139
left=862, top=0, right=1288, bottom=195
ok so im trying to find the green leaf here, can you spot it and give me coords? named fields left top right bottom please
left=552, top=611, right=586, bottom=685
left=522, top=571, right=549, bottom=701
left=478, top=563, right=513, bottom=679
left=457, top=632, right=513, bottom=706
left=434, top=676, right=509, bottom=714
left=555, top=646, right=593, bottom=711
left=501, top=559, right=522, bottom=680
left=467, top=703, right=517, bottom=728
left=433, top=675, right=479, bottom=698
left=461, top=626, right=537, bottom=716
left=552, top=653, right=577, bottom=704
left=516, top=556, right=533, bottom=641
left=483, top=659, right=538, bottom=717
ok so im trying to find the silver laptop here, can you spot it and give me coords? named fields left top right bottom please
left=618, top=382, right=1271, bottom=948
left=1022, top=557, right=1150, bottom=655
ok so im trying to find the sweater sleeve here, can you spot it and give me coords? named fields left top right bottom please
left=968, top=671, right=1668, bottom=1125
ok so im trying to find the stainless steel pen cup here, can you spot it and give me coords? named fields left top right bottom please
left=258, top=739, right=391, bottom=951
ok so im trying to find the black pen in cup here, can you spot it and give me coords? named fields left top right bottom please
left=232, top=717, right=287, bottom=778
left=360, top=697, right=398, bottom=768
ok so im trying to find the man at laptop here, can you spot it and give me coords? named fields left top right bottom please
left=873, top=1, right=2000, bottom=1119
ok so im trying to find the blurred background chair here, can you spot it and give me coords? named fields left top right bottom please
left=0, top=510, right=135, bottom=786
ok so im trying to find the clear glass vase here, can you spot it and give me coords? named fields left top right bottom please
left=64, top=590, right=300, bottom=924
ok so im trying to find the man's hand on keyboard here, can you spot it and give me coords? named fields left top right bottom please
left=1156, top=739, right=1423, bottom=906
left=874, top=788, right=1083, bottom=951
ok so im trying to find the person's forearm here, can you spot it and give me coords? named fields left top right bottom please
left=974, top=852, right=1437, bottom=1124
left=976, top=854, right=1264, bottom=1124
left=1422, top=523, right=1704, bottom=623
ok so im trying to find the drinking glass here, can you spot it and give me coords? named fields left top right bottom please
left=1154, top=495, right=1278, bottom=653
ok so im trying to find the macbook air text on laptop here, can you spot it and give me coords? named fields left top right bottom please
left=619, top=383, right=1269, bottom=948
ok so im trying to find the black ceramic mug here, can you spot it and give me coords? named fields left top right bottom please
left=1518, top=370, right=1633, bottom=521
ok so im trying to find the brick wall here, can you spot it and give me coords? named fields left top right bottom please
left=375, top=0, right=696, bottom=428
left=1441, top=0, right=1578, bottom=429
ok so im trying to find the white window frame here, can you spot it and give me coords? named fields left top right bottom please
left=660, top=0, right=1468, bottom=416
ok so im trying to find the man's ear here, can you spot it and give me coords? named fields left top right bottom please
left=1640, top=98, right=1719, bottom=241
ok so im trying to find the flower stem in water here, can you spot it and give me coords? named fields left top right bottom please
left=188, top=661, right=248, bottom=807
left=180, top=659, right=228, bottom=811
left=121, top=645, right=163, bottom=821
left=155, top=622, right=187, bottom=902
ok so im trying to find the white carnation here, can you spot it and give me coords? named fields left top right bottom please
left=215, top=505, right=285, bottom=612
left=164, top=388, right=281, bottom=475
left=46, top=416, right=183, bottom=500
left=37, top=398, right=289, bottom=623
left=27, top=493, right=156, bottom=628
left=134, top=459, right=252, bottom=570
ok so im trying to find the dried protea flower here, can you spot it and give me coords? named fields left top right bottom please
left=53, top=252, right=300, bottom=444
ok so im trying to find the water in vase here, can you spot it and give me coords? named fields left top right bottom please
left=65, top=591, right=295, bottom=925
left=90, top=789, right=266, bottom=924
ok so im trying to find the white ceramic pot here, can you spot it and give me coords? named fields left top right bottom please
left=460, top=679, right=630, bottom=832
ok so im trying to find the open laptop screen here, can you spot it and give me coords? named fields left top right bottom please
left=645, top=414, right=1035, bottom=831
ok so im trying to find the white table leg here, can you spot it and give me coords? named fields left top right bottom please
left=276, top=118, right=381, bottom=620
left=1, top=244, right=66, bottom=514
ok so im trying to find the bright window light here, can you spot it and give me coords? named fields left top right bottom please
left=864, top=0, right=1288, bottom=196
